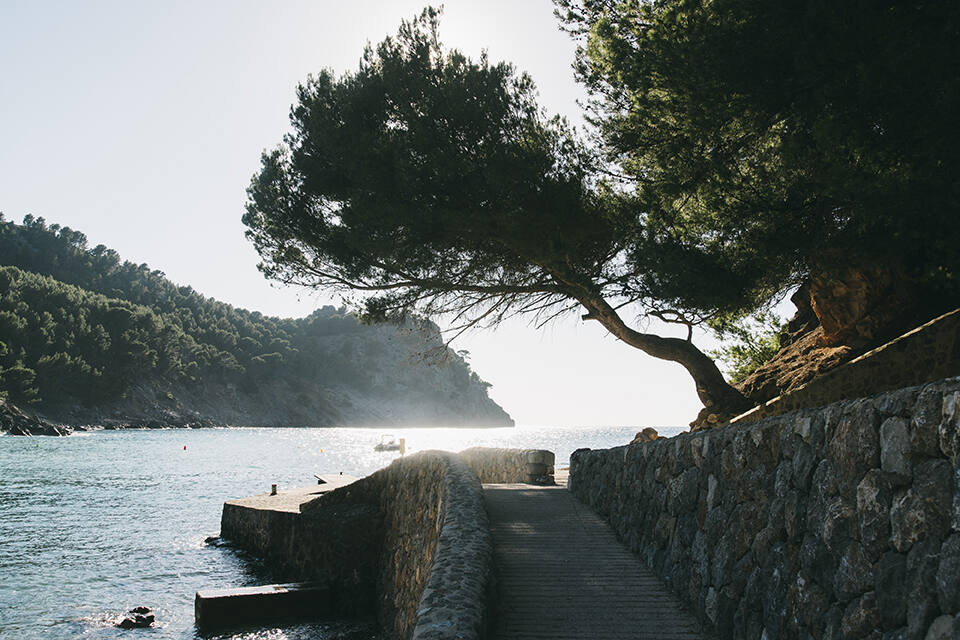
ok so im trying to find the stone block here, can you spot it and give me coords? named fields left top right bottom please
left=841, top=591, right=880, bottom=639
left=907, top=538, right=942, bottom=640
left=913, top=386, right=945, bottom=458
left=891, top=461, right=953, bottom=552
left=857, top=470, right=893, bottom=559
left=829, top=404, right=880, bottom=494
left=941, top=393, right=960, bottom=462
left=835, top=541, right=874, bottom=602
left=881, top=417, right=913, bottom=482
left=876, top=552, right=907, bottom=629
left=937, top=534, right=960, bottom=615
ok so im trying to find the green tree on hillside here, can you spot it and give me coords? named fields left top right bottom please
left=0, top=215, right=497, bottom=418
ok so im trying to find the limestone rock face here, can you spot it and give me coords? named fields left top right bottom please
left=808, top=260, right=935, bottom=351
left=734, top=267, right=948, bottom=410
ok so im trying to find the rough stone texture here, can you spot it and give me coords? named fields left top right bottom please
left=458, top=447, right=555, bottom=484
left=221, top=448, right=545, bottom=640
left=409, top=458, right=491, bottom=640
left=299, top=451, right=492, bottom=640
left=570, top=377, right=960, bottom=639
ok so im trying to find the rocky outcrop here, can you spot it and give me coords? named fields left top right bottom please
left=570, top=377, right=960, bottom=639
left=0, top=399, right=71, bottom=436
left=630, top=427, right=659, bottom=444
left=735, top=269, right=958, bottom=413
left=116, top=607, right=154, bottom=629
left=734, top=308, right=960, bottom=425
left=808, top=263, right=919, bottom=348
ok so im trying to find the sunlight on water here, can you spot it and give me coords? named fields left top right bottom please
left=0, top=423, right=684, bottom=639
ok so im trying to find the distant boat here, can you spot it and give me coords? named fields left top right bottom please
left=373, top=434, right=405, bottom=453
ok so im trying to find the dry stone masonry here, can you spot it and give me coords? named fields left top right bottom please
left=220, top=447, right=552, bottom=639
left=570, top=376, right=960, bottom=640
left=458, top=447, right=555, bottom=484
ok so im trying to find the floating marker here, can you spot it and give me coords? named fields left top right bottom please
left=184, top=445, right=187, bottom=451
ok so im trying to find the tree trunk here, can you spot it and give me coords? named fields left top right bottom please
left=546, top=265, right=754, bottom=422
left=582, top=294, right=753, bottom=412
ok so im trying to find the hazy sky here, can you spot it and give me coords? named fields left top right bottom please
left=0, top=0, right=770, bottom=427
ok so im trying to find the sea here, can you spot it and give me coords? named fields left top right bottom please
left=0, top=424, right=685, bottom=639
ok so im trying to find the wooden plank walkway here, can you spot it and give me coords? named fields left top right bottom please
left=483, top=472, right=711, bottom=640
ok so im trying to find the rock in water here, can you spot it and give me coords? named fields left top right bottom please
left=117, top=607, right=155, bottom=629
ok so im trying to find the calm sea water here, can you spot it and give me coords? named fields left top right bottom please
left=0, top=424, right=683, bottom=639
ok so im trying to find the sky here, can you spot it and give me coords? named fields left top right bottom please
left=0, top=0, right=781, bottom=427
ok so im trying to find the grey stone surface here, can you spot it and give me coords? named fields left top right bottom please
left=857, top=469, right=893, bottom=559
left=876, top=551, right=908, bottom=630
left=841, top=591, right=880, bottom=639
left=881, top=417, right=913, bottom=481
left=927, top=616, right=954, bottom=640
left=222, top=447, right=544, bottom=640
left=939, top=535, right=960, bottom=614
left=569, top=378, right=960, bottom=640
left=941, top=393, right=960, bottom=462
left=834, top=541, right=873, bottom=601
left=907, top=538, right=943, bottom=640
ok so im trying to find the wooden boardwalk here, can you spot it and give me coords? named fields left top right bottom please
left=483, top=473, right=710, bottom=640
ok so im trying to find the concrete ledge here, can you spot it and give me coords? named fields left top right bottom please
left=195, top=582, right=333, bottom=630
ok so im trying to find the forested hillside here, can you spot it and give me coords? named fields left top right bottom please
left=0, top=214, right=512, bottom=427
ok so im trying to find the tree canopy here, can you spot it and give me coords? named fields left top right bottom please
left=556, top=0, right=960, bottom=320
left=243, top=8, right=754, bottom=419
left=245, top=3, right=959, bottom=422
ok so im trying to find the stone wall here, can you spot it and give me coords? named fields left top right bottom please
left=305, top=451, right=492, bottom=639
left=570, top=377, right=960, bottom=639
left=459, top=447, right=555, bottom=484
left=222, top=450, right=498, bottom=640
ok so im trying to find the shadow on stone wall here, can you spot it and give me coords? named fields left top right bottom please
left=570, top=377, right=960, bottom=639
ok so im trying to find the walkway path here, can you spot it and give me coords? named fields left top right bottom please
left=483, top=472, right=711, bottom=640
